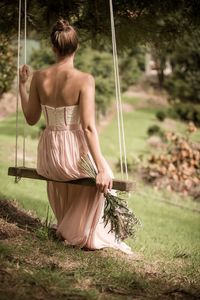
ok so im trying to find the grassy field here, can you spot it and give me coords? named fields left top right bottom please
left=0, top=96, right=200, bottom=299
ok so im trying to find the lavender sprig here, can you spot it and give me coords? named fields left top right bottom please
left=78, top=154, right=141, bottom=240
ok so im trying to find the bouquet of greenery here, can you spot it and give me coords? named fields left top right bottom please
left=79, top=154, right=141, bottom=240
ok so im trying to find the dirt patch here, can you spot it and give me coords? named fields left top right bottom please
left=122, top=102, right=134, bottom=113
left=0, top=199, right=42, bottom=231
left=162, top=118, right=178, bottom=131
left=124, top=84, right=169, bottom=108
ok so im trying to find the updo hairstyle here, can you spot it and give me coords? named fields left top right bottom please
left=50, top=18, right=78, bottom=57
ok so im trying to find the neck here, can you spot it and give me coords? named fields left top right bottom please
left=56, top=55, right=74, bottom=67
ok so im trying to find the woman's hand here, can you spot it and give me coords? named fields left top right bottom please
left=19, top=64, right=31, bottom=84
left=96, top=170, right=113, bottom=195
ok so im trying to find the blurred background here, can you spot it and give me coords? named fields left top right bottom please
left=0, top=1, right=200, bottom=299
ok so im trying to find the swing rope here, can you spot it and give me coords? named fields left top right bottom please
left=15, top=0, right=27, bottom=175
left=15, top=0, right=21, bottom=175
left=109, top=0, right=129, bottom=180
left=23, top=0, right=27, bottom=167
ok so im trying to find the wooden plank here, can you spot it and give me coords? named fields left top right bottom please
left=8, top=167, right=135, bottom=192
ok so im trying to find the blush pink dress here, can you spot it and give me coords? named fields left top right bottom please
left=36, top=104, right=132, bottom=254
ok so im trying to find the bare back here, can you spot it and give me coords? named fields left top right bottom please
left=36, top=64, right=85, bottom=108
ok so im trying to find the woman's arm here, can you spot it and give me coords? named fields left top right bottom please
left=19, top=65, right=41, bottom=125
left=79, top=74, right=113, bottom=194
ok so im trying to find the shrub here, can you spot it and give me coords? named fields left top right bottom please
left=0, top=35, right=16, bottom=96
left=30, top=41, right=55, bottom=69
left=147, top=125, right=164, bottom=137
left=156, top=110, right=166, bottom=122
left=164, top=31, right=200, bottom=104
left=119, top=47, right=145, bottom=92
left=168, top=103, right=200, bottom=127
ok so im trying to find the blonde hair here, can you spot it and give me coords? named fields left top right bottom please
left=50, top=18, right=78, bottom=56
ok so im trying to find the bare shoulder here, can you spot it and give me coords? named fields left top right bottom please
left=32, top=69, right=44, bottom=83
left=35, top=67, right=49, bottom=77
left=75, top=70, right=95, bottom=88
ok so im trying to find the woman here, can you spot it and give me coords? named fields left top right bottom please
left=19, top=18, right=132, bottom=254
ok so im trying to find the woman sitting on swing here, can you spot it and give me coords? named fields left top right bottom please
left=19, top=18, right=132, bottom=254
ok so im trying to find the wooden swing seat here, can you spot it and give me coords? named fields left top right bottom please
left=8, top=167, right=135, bottom=192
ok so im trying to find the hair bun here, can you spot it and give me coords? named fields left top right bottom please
left=56, top=18, right=70, bottom=31
left=51, top=18, right=78, bottom=57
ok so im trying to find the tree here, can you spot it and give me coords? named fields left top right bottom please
left=119, top=47, right=145, bottom=91
left=1, top=0, right=200, bottom=104
left=150, top=47, right=168, bottom=89
left=165, top=30, right=200, bottom=103
left=0, top=0, right=200, bottom=50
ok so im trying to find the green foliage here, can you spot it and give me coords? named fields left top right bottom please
left=119, top=47, right=145, bottom=92
left=1, top=0, right=200, bottom=51
left=150, top=46, right=169, bottom=88
left=0, top=35, right=16, bottom=96
left=168, top=103, right=200, bottom=127
left=156, top=110, right=166, bottom=122
left=30, top=41, right=55, bottom=69
left=147, top=124, right=164, bottom=138
left=165, top=31, right=200, bottom=103
left=75, top=47, right=115, bottom=116
left=95, top=76, right=114, bottom=116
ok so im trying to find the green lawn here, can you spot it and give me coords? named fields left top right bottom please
left=0, top=97, right=200, bottom=299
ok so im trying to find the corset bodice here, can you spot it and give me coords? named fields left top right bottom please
left=42, top=104, right=80, bottom=127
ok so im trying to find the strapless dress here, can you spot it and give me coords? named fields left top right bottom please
left=36, top=104, right=132, bottom=254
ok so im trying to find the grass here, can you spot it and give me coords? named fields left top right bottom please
left=0, top=230, right=153, bottom=299
left=132, top=191, right=200, bottom=260
left=100, top=96, right=200, bottom=164
left=100, top=108, right=157, bottom=166
left=0, top=95, right=200, bottom=299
